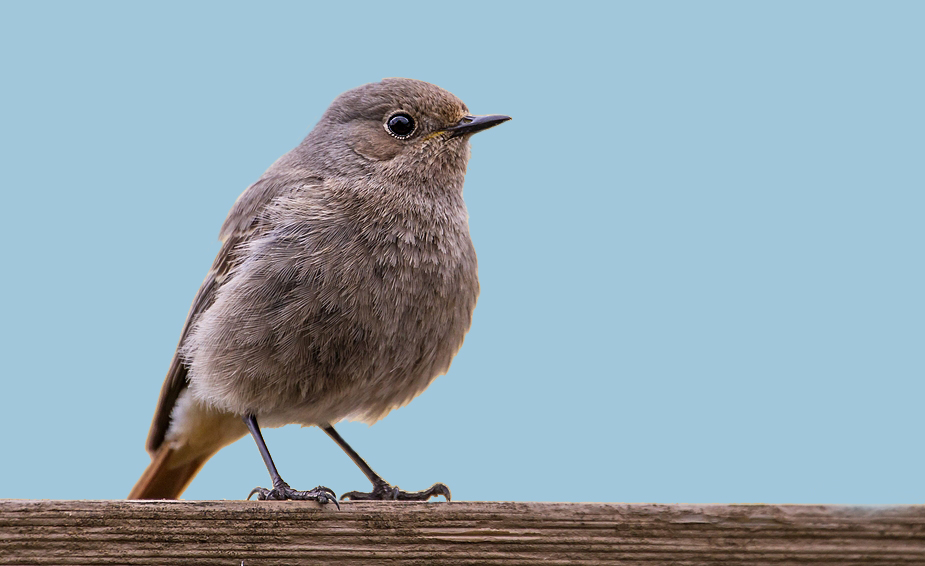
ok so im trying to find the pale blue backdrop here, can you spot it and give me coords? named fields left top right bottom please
left=1, top=1, right=922, bottom=504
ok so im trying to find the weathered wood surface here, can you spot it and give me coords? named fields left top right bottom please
left=2, top=500, right=925, bottom=565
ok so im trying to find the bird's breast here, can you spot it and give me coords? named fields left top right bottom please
left=279, top=215, right=479, bottom=424
left=186, top=183, right=479, bottom=426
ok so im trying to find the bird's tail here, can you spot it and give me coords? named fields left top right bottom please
left=128, top=443, right=211, bottom=499
left=128, top=400, right=247, bottom=499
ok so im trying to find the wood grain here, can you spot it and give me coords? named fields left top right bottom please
left=2, top=500, right=925, bottom=565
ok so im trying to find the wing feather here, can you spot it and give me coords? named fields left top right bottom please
left=143, top=173, right=321, bottom=454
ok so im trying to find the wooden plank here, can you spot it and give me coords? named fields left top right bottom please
left=2, top=500, right=924, bottom=565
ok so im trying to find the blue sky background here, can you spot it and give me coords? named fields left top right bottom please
left=1, top=1, right=922, bottom=504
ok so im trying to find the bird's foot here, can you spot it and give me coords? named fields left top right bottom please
left=248, top=481, right=339, bottom=508
left=341, top=478, right=450, bottom=501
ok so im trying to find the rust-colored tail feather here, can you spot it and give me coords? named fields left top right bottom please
left=128, top=444, right=210, bottom=500
left=129, top=397, right=248, bottom=499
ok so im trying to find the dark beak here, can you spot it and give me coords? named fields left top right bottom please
left=445, top=114, right=512, bottom=138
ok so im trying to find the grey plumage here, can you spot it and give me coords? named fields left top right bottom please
left=130, top=78, right=508, bottom=500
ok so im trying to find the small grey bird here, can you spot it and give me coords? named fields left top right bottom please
left=128, top=78, right=509, bottom=503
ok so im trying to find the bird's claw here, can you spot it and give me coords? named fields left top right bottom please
left=248, top=483, right=339, bottom=509
left=341, top=480, right=450, bottom=502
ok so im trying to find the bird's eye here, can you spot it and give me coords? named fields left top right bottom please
left=386, top=113, right=415, bottom=139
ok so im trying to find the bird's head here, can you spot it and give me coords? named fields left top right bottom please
left=303, top=78, right=510, bottom=188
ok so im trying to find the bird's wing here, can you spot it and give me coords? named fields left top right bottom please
left=144, top=172, right=321, bottom=454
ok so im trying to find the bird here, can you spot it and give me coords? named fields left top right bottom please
left=128, top=78, right=510, bottom=503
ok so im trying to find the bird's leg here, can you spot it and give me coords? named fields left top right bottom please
left=322, top=425, right=450, bottom=502
left=243, top=414, right=338, bottom=507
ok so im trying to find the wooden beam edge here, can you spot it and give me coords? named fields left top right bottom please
left=3, top=500, right=925, bottom=565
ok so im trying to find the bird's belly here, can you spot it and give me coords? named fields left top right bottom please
left=263, top=283, right=476, bottom=427
left=185, top=229, right=478, bottom=427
